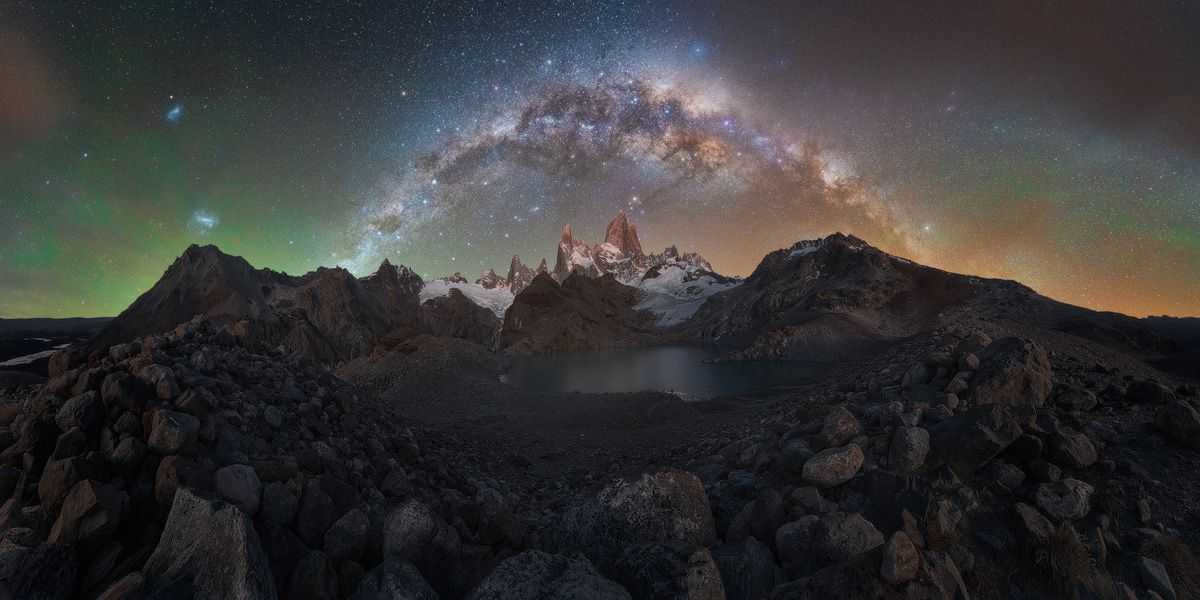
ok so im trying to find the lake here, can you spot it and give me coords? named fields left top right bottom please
left=501, top=345, right=822, bottom=399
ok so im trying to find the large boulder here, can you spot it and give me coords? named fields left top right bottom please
left=801, top=444, right=864, bottom=488
left=880, top=531, right=919, bottom=584
left=382, top=499, right=452, bottom=562
left=966, top=337, right=1052, bottom=407
left=351, top=559, right=438, bottom=600
left=927, top=404, right=1022, bottom=476
left=1012, top=503, right=1054, bottom=547
left=811, top=512, right=885, bottom=565
left=38, top=457, right=94, bottom=516
left=381, top=499, right=461, bottom=595
left=325, top=508, right=370, bottom=562
left=775, top=516, right=820, bottom=577
left=888, top=427, right=929, bottom=474
left=555, top=470, right=716, bottom=568
left=47, top=480, right=128, bottom=549
left=141, top=488, right=277, bottom=599
left=55, top=392, right=103, bottom=434
left=215, top=464, right=262, bottom=516
left=147, top=409, right=200, bottom=455
left=816, top=406, right=861, bottom=449
left=1155, top=401, right=1200, bottom=450
left=726, top=489, right=786, bottom=547
left=467, top=550, right=630, bottom=600
left=1048, top=430, right=1098, bottom=469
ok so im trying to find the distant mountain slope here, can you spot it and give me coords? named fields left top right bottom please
left=90, top=245, right=425, bottom=362
left=685, top=233, right=1183, bottom=362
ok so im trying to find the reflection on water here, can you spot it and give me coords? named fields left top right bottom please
left=502, top=345, right=821, bottom=399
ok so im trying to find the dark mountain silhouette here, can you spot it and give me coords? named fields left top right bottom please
left=90, top=245, right=425, bottom=362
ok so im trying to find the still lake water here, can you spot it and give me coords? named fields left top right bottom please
left=501, top=345, right=822, bottom=399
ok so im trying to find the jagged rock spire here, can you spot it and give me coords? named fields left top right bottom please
left=603, top=209, right=643, bottom=257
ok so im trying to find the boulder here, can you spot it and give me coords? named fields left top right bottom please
left=811, top=512, right=885, bottom=565
left=966, top=337, right=1052, bottom=407
left=325, top=508, right=370, bottom=562
left=880, top=531, right=919, bottom=584
left=142, top=488, right=277, bottom=599
left=110, top=437, right=146, bottom=473
left=726, top=489, right=786, bottom=547
left=1013, top=503, right=1054, bottom=547
left=1155, top=401, right=1200, bottom=450
left=817, top=406, right=861, bottom=449
left=147, top=410, right=200, bottom=455
left=137, top=364, right=179, bottom=400
left=888, top=427, right=929, bottom=474
left=928, top=404, right=1022, bottom=476
left=1048, top=430, right=1099, bottom=469
left=55, top=392, right=103, bottom=434
left=100, top=372, right=141, bottom=412
left=711, top=538, right=780, bottom=600
left=1137, top=556, right=1176, bottom=600
left=155, top=455, right=213, bottom=507
left=556, top=470, right=716, bottom=568
left=47, top=480, right=128, bottom=549
left=775, top=516, right=820, bottom=576
left=350, top=559, right=438, bottom=600
left=801, top=444, right=864, bottom=488
left=215, top=464, right=262, bottom=516
left=612, top=542, right=724, bottom=600
left=382, top=499, right=446, bottom=562
left=38, top=457, right=93, bottom=516
left=1034, top=478, right=1094, bottom=521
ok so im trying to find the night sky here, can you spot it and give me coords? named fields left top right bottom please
left=2, top=1, right=1199, bottom=318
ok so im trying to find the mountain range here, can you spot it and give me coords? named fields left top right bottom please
left=67, top=210, right=1193, bottom=377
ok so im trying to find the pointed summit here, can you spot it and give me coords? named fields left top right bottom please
left=506, top=255, right=536, bottom=295
left=560, top=223, right=573, bottom=244
left=603, top=209, right=643, bottom=257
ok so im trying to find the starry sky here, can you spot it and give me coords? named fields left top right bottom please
left=2, top=1, right=1199, bottom=318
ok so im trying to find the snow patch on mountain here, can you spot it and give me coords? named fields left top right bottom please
left=635, top=263, right=741, bottom=326
left=420, top=280, right=514, bottom=318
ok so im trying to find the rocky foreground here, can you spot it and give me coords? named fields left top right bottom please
left=0, top=310, right=1198, bottom=599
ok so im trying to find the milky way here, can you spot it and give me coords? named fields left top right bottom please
left=1, top=1, right=1198, bottom=317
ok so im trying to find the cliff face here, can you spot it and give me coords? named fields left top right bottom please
left=497, top=273, right=658, bottom=354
